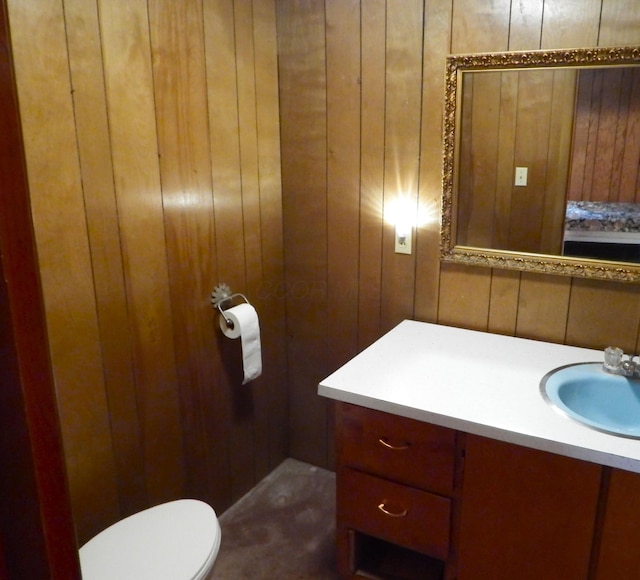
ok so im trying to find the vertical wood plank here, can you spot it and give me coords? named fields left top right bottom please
left=233, top=0, right=265, bottom=496
left=508, top=0, right=543, bottom=50
left=488, top=270, right=520, bottom=336
left=515, top=273, right=571, bottom=342
left=358, top=0, right=386, bottom=347
left=326, top=0, right=361, bottom=468
left=591, top=69, right=622, bottom=201
left=540, top=69, right=576, bottom=253
left=64, top=0, right=146, bottom=519
left=204, top=0, right=254, bottom=502
left=414, top=0, right=453, bottom=323
left=277, top=0, right=329, bottom=466
left=438, top=264, right=491, bottom=331
left=461, top=72, right=501, bottom=248
left=148, top=0, right=224, bottom=506
left=540, top=0, right=602, bottom=49
left=508, top=71, right=554, bottom=253
left=599, top=0, right=640, bottom=46
left=568, top=71, right=594, bottom=201
left=7, top=0, right=120, bottom=542
left=99, top=0, right=185, bottom=506
left=451, top=0, right=511, bottom=53
left=611, top=69, right=635, bottom=202
left=618, top=70, right=640, bottom=202
left=493, top=72, right=518, bottom=251
left=566, top=279, right=640, bottom=351
left=380, top=0, right=423, bottom=331
left=582, top=72, right=603, bottom=200
left=253, top=0, right=288, bottom=472
left=326, top=0, right=361, bottom=369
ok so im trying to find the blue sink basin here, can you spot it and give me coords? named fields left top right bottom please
left=541, top=362, right=640, bottom=438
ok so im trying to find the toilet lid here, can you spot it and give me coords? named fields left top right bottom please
left=79, top=499, right=221, bottom=580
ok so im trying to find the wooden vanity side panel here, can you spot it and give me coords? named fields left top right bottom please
left=457, top=435, right=602, bottom=580
left=594, top=468, right=640, bottom=579
left=336, top=402, right=457, bottom=496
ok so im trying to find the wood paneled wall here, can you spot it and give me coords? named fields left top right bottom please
left=568, top=67, right=640, bottom=202
left=7, top=0, right=286, bottom=545
left=458, top=69, right=575, bottom=254
left=277, top=0, right=640, bottom=469
left=6, top=0, right=640, bottom=551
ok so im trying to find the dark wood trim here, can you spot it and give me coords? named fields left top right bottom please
left=0, top=0, right=80, bottom=577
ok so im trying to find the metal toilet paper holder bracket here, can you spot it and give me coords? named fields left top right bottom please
left=211, top=283, right=250, bottom=329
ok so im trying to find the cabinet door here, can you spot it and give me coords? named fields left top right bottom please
left=457, top=435, right=602, bottom=580
left=595, top=468, right=640, bottom=579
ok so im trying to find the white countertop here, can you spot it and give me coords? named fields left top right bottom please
left=318, top=320, right=640, bottom=473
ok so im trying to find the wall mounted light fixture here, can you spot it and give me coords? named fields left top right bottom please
left=386, top=196, right=416, bottom=255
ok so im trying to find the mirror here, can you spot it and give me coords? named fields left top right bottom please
left=441, top=46, right=640, bottom=282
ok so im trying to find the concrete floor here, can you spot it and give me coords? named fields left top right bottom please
left=210, top=459, right=339, bottom=580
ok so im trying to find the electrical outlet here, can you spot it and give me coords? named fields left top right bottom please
left=395, top=226, right=412, bottom=255
left=515, top=167, right=528, bottom=187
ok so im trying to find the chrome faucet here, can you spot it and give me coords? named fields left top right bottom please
left=603, top=346, right=640, bottom=377
left=620, top=355, right=639, bottom=377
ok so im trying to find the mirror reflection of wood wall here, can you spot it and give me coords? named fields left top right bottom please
left=457, top=69, right=576, bottom=255
left=568, top=67, right=640, bottom=203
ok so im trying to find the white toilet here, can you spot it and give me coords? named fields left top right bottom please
left=79, top=499, right=221, bottom=580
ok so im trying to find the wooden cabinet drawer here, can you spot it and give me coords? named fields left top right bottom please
left=336, top=402, right=456, bottom=495
left=338, top=467, right=451, bottom=561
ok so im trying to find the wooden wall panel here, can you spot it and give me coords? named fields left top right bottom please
left=9, top=0, right=640, bottom=552
left=64, top=0, right=146, bottom=519
left=252, top=0, right=288, bottom=471
left=326, top=0, right=360, bottom=372
left=357, top=0, right=386, bottom=348
left=148, top=0, right=221, bottom=506
left=459, top=70, right=573, bottom=254
left=6, top=0, right=120, bottom=541
left=600, top=0, right=640, bottom=46
left=414, top=0, right=453, bottom=323
left=99, top=0, right=186, bottom=511
left=277, top=0, right=640, bottom=473
left=277, top=0, right=329, bottom=466
left=566, top=279, right=640, bottom=351
left=541, top=69, right=576, bottom=253
left=379, top=0, right=423, bottom=332
left=325, top=0, right=361, bottom=468
left=9, top=0, right=286, bottom=545
left=568, top=68, right=640, bottom=203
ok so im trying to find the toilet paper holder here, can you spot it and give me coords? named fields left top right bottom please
left=211, top=283, right=250, bottom=329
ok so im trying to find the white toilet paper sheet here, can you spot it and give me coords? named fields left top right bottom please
left=219, top=303, right=262, bottom=384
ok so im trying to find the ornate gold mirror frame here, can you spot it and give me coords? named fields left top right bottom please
left=441, top=46, right=640, bottom=282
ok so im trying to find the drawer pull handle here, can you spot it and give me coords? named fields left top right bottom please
left=378, top=437, right=410, bottom=451
left=377, top=502, right=408, bottom=518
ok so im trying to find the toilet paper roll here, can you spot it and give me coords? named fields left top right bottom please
left=219, top=303, right=262, bottom=384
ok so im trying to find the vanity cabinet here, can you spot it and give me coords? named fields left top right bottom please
left=323, top=321, right=640, bottom=580
left=335, top=402, right=459, bottom=579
